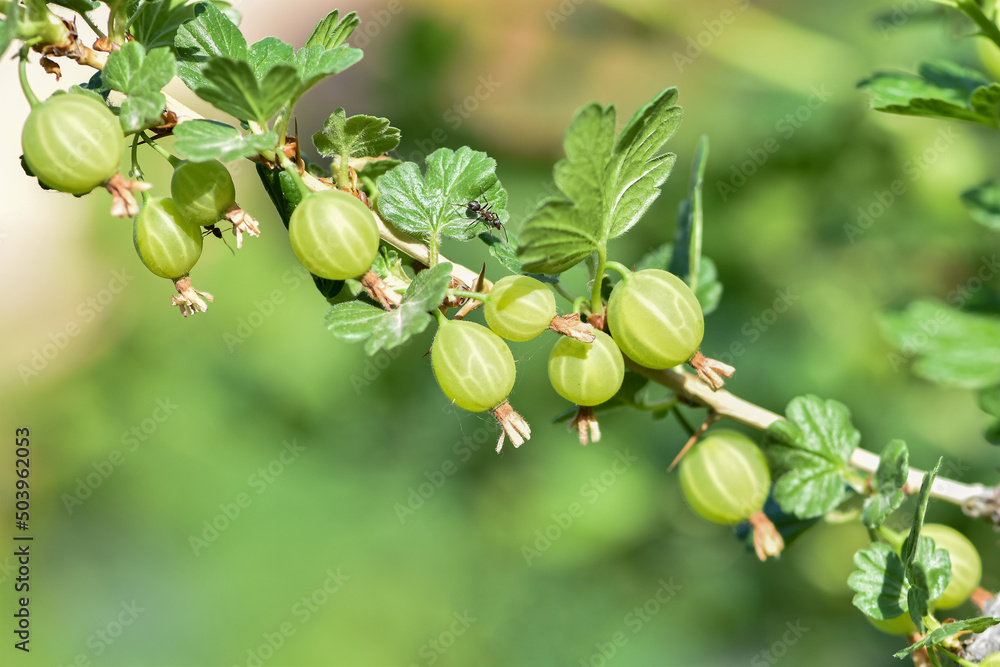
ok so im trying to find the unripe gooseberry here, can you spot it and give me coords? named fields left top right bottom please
left=607, top=268, right=704, bottom=369
left=133, top=197, right=203, bottom=280
left=485, top=275, right=556, bottom=342
left=547, top=330, right=624, bottom=406
left=921, top=523, right=982, bottom=609
left=21, top=94, right=124, bottom=194
left=432, top=319, right=516, bottom=412
left=980, top=652, right=1000, bottom=666
left=867, top=613, right=919, bottom=637
left=679, top=430, right=770, bottom=524
left=288, top=189, right=380, bottom=280
left=170, top=159, right=237, bottom=226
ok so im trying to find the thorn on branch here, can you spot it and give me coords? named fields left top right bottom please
left=668, top=411, right=719, bottom=471
left=549, top=314, right=596, bottom=343
left=493, top=401, right=531, bottom=453
left=688, top=350, right=735, bottom=391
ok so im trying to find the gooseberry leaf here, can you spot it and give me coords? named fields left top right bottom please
left=905, top=534, right=952, bottom=625
left=195, top=56, right=299, bottom=123
left=764, top=395, right=859, bottom=519
left=518, top=87, right=681, bottom=274
left=174, top=2, right=247, bottom=92
left=882, top=300, right=1000, bottom=388
left=102, top=42, right=176, bottom=132
left=962, top=179, right=1000, bottom=231
left=848, top=542, right=909, bottom=620
left=247, top=37, right=294, bottom=81
left=366, top=262, right=454, bottom=355
left=861, top=439, right=908, bottom=529
left=306, top=10, right=359, bottom=49
left=325, top=300, right=386, bottom=343
left=291, top=43, right=363, bottom=98
left=901, top=458, right=940, bottom=567
left=313, top=108, right=401, bottom=159
left=376, top=147, right=507, bottom=242
left=127, top=0, right=196, bottom=50
left=670, top=135, right=709, bottom=293
left=478, top=227, right=522, bottom=273
left=857, top=60, right=1000, bottom=128
left=636, top=243, right=722, bottom=315
left=173, top=120, right=278, bottom=162
left=895, top=618, right=1000, bottom=659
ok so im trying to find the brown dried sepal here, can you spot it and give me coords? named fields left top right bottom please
left=222, top=203, right=260, bottom=250
left=747, top=511, right=784, bottom=561
left=493, top=401, right=531, bottom=453
left=586, top=310, right=607, bottom=333
left=171, top=276, right=214, bottom=317
left=37, top=18, right=104, bottom=70
left=548, top=314, right=595, bottom=343
left=569, top=406, right=601, bottom=445
left=92, top=37, right=116, bottom=53
left=39, top=56, right=61, bottom=80
left=688, top=350, right=735, bottom=391
left=359, top=269, right=401, bottom=311
left=105, top=172, right=153, bottom=218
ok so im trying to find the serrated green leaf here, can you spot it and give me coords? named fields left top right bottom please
left=636, top=243, right=722, bottom=315
left=480, top=227, right=521, bottom=273
left=291, top=43, right=363, bottom=97
left=66, top=84, right=107, bottom=105
left=195, top=57, right=298, bottom=123
left=173, top=119, right=277, bottom=162
left=376, top=147, right=507, bottom=243
left=894, top=617, right=1000, bottom=659
left=370, top=247, right=409, bottom=294
left=365, top=262, right=453, bottom=355
left=764, top=395, right=859, bottom=518
left=127, top=0, right=196, bottom=50
left=518, top=88, right=681, bottom=274
left=901, top=458, right=941, bottom=567
left=858, top=60, right=1000, bottom=128
left=313, top=108, right=401, bottom=159
left=247, top=37, right=294, bottom=81
left=905, top=534, right=951, bottom=624
left=875, top=439, right=909, bottom=493
left=102, top=42, right=175, bottom=132
left=862, top=440, right=909, bottom=529
left=306, top=10, right=359, bottom=49
left=961, top=179, right=1000, bottom=231
left=174, top=2, right=247, bottom=92
left=325, top=300, right=386, bottom=343
left=670, top=136, right=709, bottom=292
left=606, top=88, right=682, bottom=238
left=882, top=300, right=1000, bottom=388
left=849, top=542, right=909, bottom=619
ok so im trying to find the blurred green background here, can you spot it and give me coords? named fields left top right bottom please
left=1, top=0, right=998, bottom=665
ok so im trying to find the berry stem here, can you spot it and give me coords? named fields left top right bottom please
left=604, top=260, right=631, bottom=280
left=18, top=47, right=40, bottom=108
left=450, top=289, right=488, bottom=302
left=276, top=151, right=311, bottom=200
left=956, top=0, right=1000, bottom=52
left=138, top=132, right=176, bottom=166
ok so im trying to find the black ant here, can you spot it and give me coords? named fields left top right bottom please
left=203, top=223, right=235, bottom=254
left=454, top=188, right=507, bottom=243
